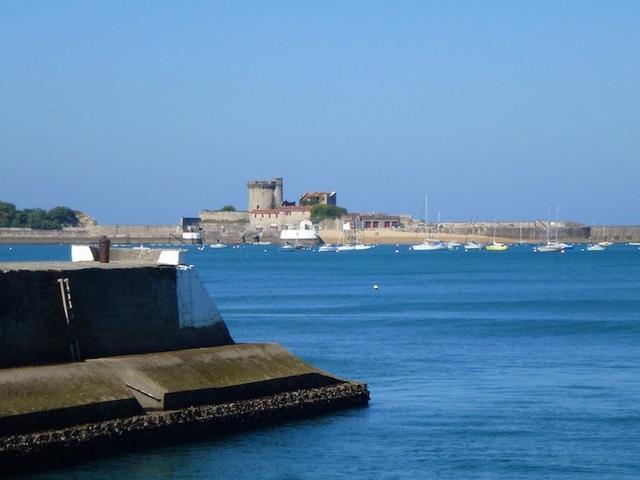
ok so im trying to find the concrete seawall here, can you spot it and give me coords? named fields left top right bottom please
left=0, top=253, right=369, bottom=471
left=0, top=262, right=232, bottom=368
left=0, top=225, right=181, bottom=244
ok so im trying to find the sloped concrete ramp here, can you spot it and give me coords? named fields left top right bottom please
left=0, top=343, right=344, bottom=436
left=100, top=343, right=341, bottom=410
left=0, top=362, right=142, bottom=435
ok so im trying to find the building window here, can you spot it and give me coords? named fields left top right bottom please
left=365, top=221, right=372, bottom=228
left=384, top=221, right=390, bottom=228
left=373, top=221, right=379, bottom=228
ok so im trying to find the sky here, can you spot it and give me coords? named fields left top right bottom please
left=0, top=1, right=638, bottom=225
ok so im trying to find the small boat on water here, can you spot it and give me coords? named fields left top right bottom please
left=598, top=241, right=613, bottom=247
left=628, top=242, right=640, bottom=246
left=354, top=244, right=375, bottom=251
left=535, top=242, right=565, bottom=253
left=336, top=244, right=357, bottom=252
left=586, top=243, right=606, bottom=251
left=412, top=241, right=447, bottom=251
left=411, top=195, right=447, bottom=251
left=485, top=221, right=508, bottom=251
left=209, top=243, right=227, bottom=249
left=535, top=221, right=566, bottom=253
left=463, top=241, right=482, bottom=250
left=446, top=241, right=462, bottom=250
left=318, top=244, right=339, bottom=252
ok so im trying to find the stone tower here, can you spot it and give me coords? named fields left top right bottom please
left=247, top=177, right=283, bottom=211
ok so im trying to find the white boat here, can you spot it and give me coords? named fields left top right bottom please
left=485, top=242, right=508, bottom=251
left=412, top=242, right=447, bottom=251
left=463, top=241, right=482, bottom=250
left=535, top=210, right=567, bottom=253
left=446, top=241, right=462, bottom=250
left=628, top=242, right=640, bottom=246
left=318, top=244, right=339, bottom=252
left=209, top=243, right=227, bottom=249
left=597, top=224, right=613, bottom=247
left=335, top=220, right=373, bottom=252
left=463, top=215, right=482, bottom=250
left=586, top=243, right=605, bottom=251
left=411, top=195, right=447, bottom=251
left=253, top=241, right=272, bottom=245
left=535, top=243, right=564, bottom=253
left=280, top=244, right=296, bottom=251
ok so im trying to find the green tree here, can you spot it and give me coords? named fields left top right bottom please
left=0, top=202, right=81, bottom=229
left=310, top=204, right=348, bottom=224
left=221, top=205, right=236, bottom=212
left=48, top=206, right=79, bottom=226
left=0, top=201, right=17, bottom=227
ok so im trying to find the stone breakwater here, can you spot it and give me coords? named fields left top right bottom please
left=0, top=382, right=369, bottom=473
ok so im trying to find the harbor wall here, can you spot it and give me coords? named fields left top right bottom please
left=0, top=225, right=181, bottom=244
left=0, top=265, right=232, bottom=368
left=3, top=222, right=639, bottom=245
left=589, top=226, right=640, bottom=242
left=0, top=256, right=369, bottom=470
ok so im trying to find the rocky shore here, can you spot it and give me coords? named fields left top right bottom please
left=0, top=382, right=369, bottom=473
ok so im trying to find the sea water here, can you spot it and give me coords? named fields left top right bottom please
left=2, top=244, right=640, bottom=479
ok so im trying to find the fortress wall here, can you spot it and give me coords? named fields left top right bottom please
left=199, top=210, right=250, bottom=222
left=0, top=264, right=233, bottom=368
left=590, top=226, right=640, bottom=242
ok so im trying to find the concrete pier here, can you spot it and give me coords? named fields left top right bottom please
left=0, top=250, right=369, bottom=471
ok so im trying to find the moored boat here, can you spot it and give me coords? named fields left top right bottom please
left=411, top=195, right=447, bottom=251
left=318, top=244, right=339, bottom=252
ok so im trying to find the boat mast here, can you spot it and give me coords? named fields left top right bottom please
left=424, top=195, right=429, bottom=241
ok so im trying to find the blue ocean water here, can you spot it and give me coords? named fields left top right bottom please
left=3, top=243, right=640, bottom=479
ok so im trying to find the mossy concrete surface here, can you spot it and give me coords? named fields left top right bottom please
left=98, top=343, right=342, bottom=409
left=0, top=362, right=142, bottom=435
left=0, top=343, right=344, bottom=436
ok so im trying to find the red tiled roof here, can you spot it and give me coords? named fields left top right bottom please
left=250, top=206, right=311, bottom=214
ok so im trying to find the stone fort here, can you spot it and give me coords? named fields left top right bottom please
left=247, top=177, right=283, bottom=211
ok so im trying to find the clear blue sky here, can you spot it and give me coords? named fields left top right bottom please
left=1, top=1, right=638, bottom=225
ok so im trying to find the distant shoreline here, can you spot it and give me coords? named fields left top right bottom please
left=1, top=223, right=638, bottom=245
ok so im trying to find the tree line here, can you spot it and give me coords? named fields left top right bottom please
left=0, top=201, right=80, bottom=230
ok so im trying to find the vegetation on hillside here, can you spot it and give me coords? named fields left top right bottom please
left=310, top=204, right=348, bottom=224
left=0, top=202, right=80, bottom=229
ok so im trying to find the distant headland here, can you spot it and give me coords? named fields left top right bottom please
left=1, top=178, right=639, bottom=245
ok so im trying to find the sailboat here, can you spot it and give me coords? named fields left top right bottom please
left=463, top=214, right=482, bottom=250
left=598, top=224, right=613, bottom=247
left=485, top=221, right=508, bottom=251
left=411, top=196, right=447, bottom=251
left=535, top=213, right=564, bottom=253
left=318, top=244, right=339, bottom=252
